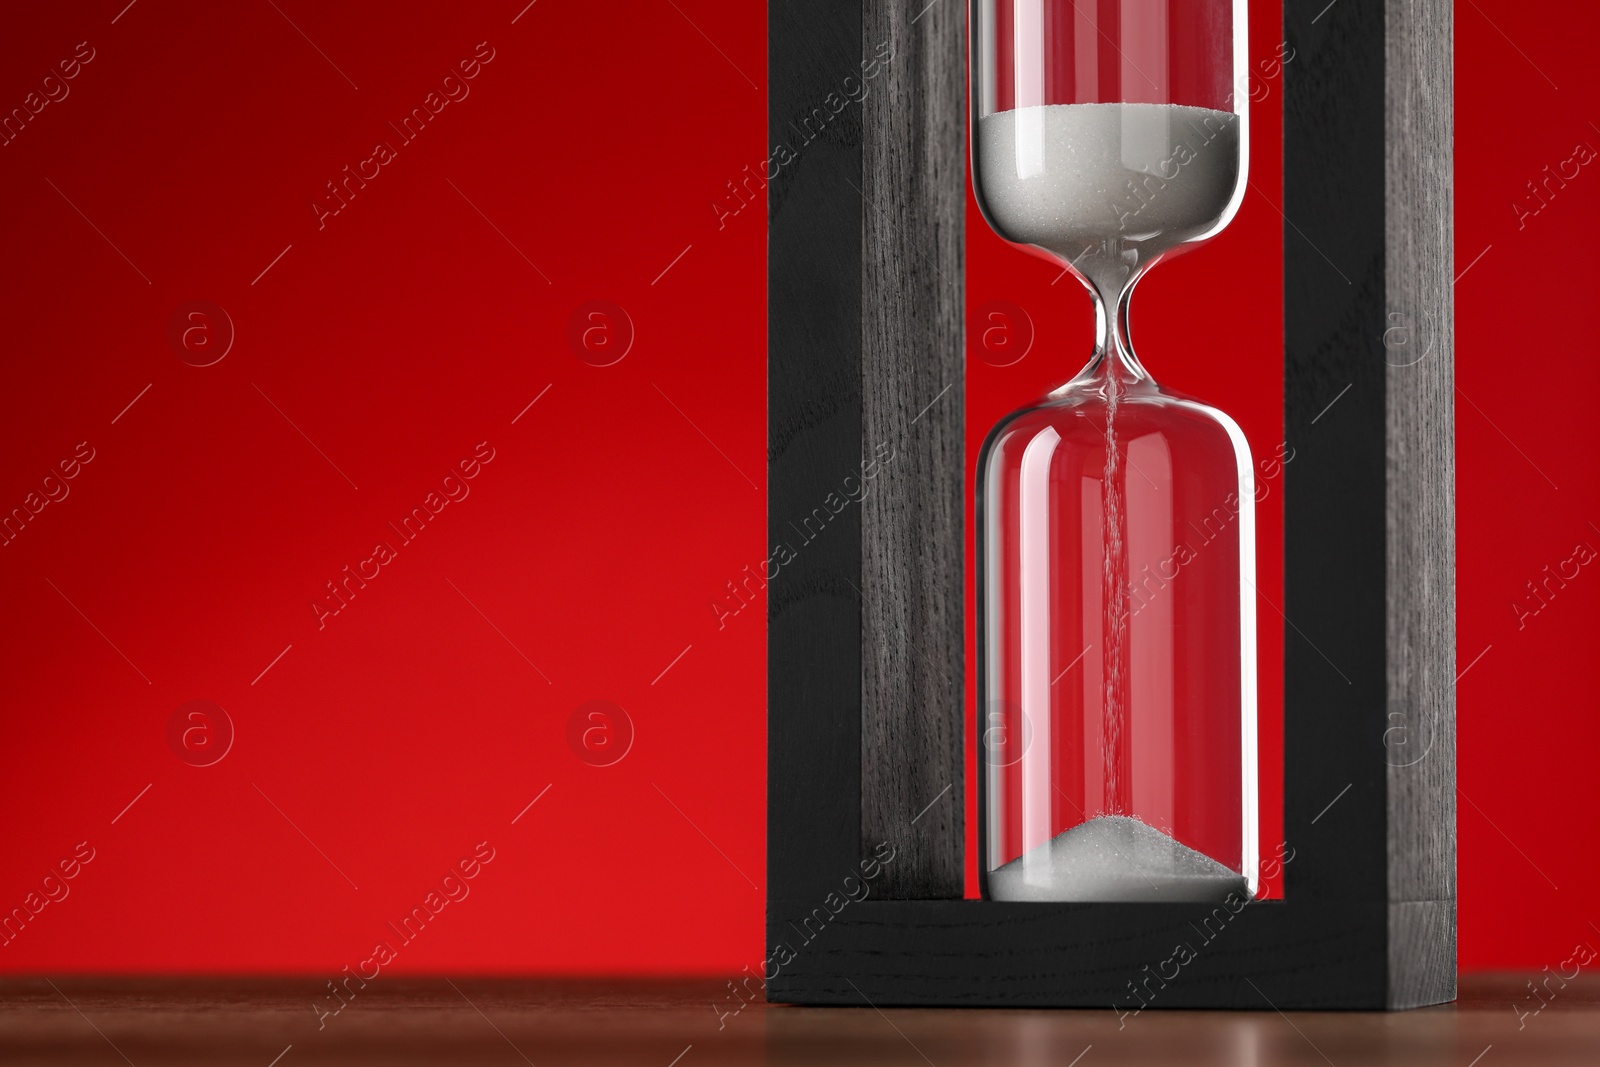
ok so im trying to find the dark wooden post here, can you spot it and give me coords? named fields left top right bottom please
left=858, top=0, right=966, bottom=900
left=1382, top=0, right=1456, bottom=1010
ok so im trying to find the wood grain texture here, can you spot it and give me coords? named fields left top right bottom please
left=5, top=976, right=1598, bottom=1066
left=1389, top=899, right=1458, bottom=1010
left=858, top=0, right=966, bottom=898
left=1384, top=0, right=1456, bottom=1010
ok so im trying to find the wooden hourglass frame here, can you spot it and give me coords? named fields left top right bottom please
left=767, top=0, right=1453, bottom=1009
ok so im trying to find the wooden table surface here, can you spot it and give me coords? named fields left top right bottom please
left=1, top=974, right=1594, bottom=1066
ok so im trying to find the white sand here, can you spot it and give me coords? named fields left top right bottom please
left=977, top=103, right=1240, bottom=289
left=988, top=815, right=1248, bottom=903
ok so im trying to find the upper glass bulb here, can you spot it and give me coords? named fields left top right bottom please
left=971, top=0, right=1248, bottom=298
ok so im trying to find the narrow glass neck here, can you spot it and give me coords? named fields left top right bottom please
left=1055, top=263, right=1152, bottom=395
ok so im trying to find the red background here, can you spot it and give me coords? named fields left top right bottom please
left=0, top=0, right=1594, bottom=980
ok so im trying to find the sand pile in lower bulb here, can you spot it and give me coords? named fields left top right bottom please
left=988, top=815, right=1248, bottom=903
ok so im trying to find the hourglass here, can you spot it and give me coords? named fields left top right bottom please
left=975, top=0, right=1257, bottom=902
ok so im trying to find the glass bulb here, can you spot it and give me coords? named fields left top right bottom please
left=973, top=0, right=1258, bottom=903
